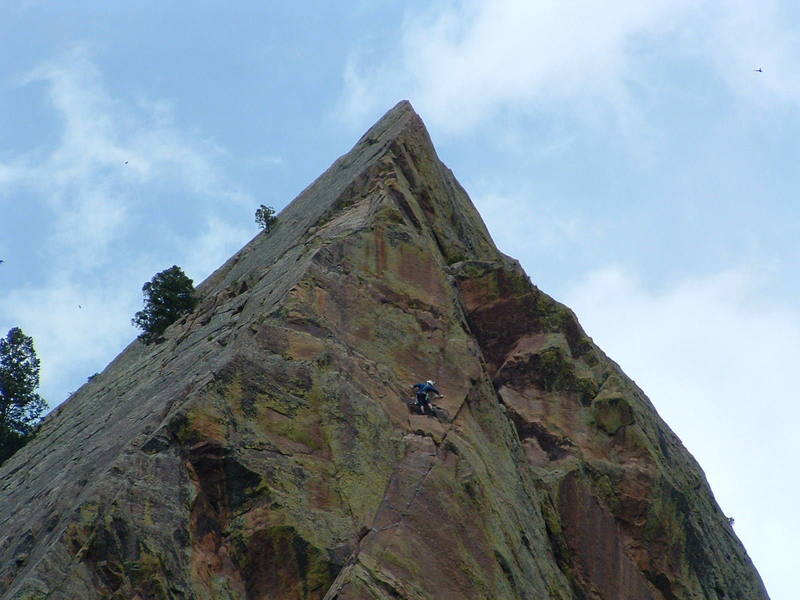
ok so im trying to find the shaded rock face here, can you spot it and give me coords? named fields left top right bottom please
left=0, top=101, right=768, bottom=600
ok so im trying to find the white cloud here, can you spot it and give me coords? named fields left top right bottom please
left=0, top=270, right=142, bottom=404
left=341, top=0, right=800, bottom=136
left=565, top=265, right=798, bottom=599
left=246, top=154, right=284, bottom=168
left=701, top=2, right=800, bottom=110
left=183, top=215, right=255, bottom=284
left=473, top=191, right=586, bottom=252
left=0, top=47, right=256, bottom=407
left=1, top=46, right=253, bottom=264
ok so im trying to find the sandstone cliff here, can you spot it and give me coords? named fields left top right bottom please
left=0, top=101, right=769, bottom=600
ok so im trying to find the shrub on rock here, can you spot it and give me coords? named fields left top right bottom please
left=255, top=204, right=277, bottom=232
left=132, top=266, right=198, bottom=344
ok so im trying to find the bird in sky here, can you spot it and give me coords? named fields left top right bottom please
left=754, top=68, right=763, bottom=72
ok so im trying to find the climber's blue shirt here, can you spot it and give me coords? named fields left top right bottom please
left=413, top=382, right=440, bottom=397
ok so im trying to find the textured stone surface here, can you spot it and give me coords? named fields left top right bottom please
left=0, top=101, right=768, bottom=600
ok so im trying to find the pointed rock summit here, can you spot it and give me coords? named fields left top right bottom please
left=1, top=102, right=768, bottom=599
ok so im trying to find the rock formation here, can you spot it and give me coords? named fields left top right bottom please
left=0, top=101, right=769, bottom=599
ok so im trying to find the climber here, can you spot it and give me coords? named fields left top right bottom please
left=411, top=380, right=444, bottom=415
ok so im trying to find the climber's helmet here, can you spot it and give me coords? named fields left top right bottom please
left=426, top=380, right=435, bottom=386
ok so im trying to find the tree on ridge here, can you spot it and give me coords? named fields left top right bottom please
left=0, top=327, right=46, bottom=465
left=132, top=265, right=198, bottom=345
left=255, top=204, right=277, bottom=232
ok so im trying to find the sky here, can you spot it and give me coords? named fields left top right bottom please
left=0, top=1, right=796, bottom=597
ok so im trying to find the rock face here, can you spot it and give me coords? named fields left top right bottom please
left=0, top=102, right=768, bottom=600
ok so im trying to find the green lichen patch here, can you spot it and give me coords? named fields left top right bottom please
left=536, top=348, right=576, bottom=392
left=575, top=378, right=599, bottom=407
left=173, top=400, right=229, bottom=446
left=534, top=294, right=574, bottom=332
left=591, top=396, right=635, bottom=435
left=126, top=546, right=169, bottom=599
left=263, top=409, right=325, bottom=452
left=586, top=461, right=624, bottom=513
left=450, top=259, right=500, bottom=280
left=640, top=480, right=692, bottom=577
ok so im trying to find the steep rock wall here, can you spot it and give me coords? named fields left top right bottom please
left=0, top=102, right=768, bottom=600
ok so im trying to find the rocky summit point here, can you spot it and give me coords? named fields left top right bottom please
left=0, top=101, right=769, bottom=600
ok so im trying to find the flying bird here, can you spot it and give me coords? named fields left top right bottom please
left=754, top=68, right=763, bottom=72
left=0, top=259, right=3, bottom=264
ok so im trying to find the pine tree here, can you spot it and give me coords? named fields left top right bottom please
left=0, top=327, right=46, bottom=464
left=255, top=204, right=277, bottom=232
left=132, top=265, right=198, bottom=344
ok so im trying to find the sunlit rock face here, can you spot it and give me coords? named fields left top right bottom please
left=0, top=102, right=768, bottom=600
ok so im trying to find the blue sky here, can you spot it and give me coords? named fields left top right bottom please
left=1, top=2, right=797, bottom=597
